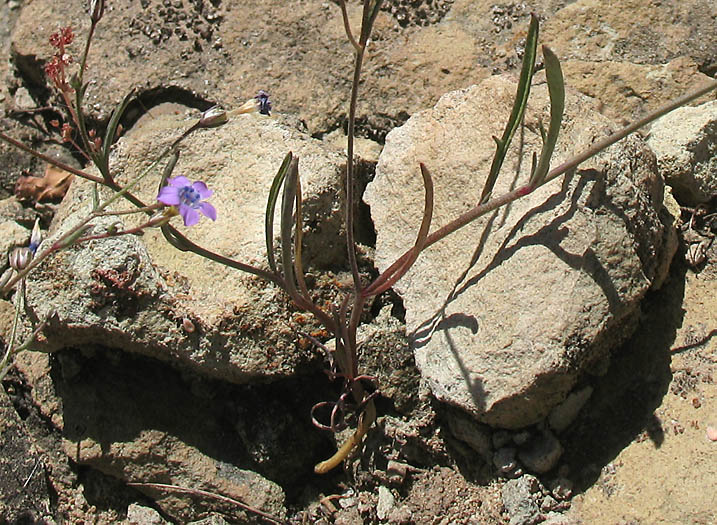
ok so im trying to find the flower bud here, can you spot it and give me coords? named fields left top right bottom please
left=9, top=247, right=32, bottom=271
left=198, top=105, right=228, bottom=128
left=230, top=90, right=272, bottom=117
left=255, top=90, right=271, bottom=115
left=29, top=219, right=42, bottom=254
left=89, top=0, right=105, bottom=24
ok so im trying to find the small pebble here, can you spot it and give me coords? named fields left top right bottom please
left=707, top=426, right=717, bottom=441
left=493, top=447, right=517, bottom=473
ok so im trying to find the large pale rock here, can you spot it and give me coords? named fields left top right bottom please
left=25, top=108, right=345, bottom=384
left=647, top=100, right=717, bottom=205
left=364, top=74, right=673, bottom=428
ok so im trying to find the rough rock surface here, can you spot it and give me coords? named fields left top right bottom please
left=364, top=74, right=674, bottom=428
left=10, top=0, right=714, bottom=141
left=502, top=474, right=541, bottom=525
left=23, top=107, right=346, bottom=384
left=648, top=100, right=717, bottom=205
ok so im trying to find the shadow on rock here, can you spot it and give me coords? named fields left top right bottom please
left=52, top=346, right=334, bottom=501
left=559, top=261, right=686, bottom=491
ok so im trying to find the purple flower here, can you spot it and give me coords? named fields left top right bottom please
left=157, top=176, right=217, bottom=226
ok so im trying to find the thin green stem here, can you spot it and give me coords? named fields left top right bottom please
left=345, top=46, right=365, bottom=293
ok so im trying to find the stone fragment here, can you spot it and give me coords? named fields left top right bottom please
left=518, top=430, right=563, bottom=474
left=548, top=386, right=593, bottom=433
left=365, top=74, right=673, bottom=428
left=541, top=512, right=574, bottom=525
left=376, top=486, right=396, bottom=521
left=501, top=474, right=541, bottom=525
left=648, top=100, right=717, bottom=205
left=126, top=503, right=169, bottom=525
left=493, top=447, right=518, bottom=475
left=549, top=477, right=574, bottom=501
left=445, top=409, right=493, bottom=461
left=51, top=347, right=289, bottom=523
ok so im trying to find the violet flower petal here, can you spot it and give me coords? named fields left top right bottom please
left=199, top=201, right=217, bottom=221
left=157, top=186, right=181, bottom=206
left=181, top=205, right=200, bottom=226
left=192, top=181, right=213, bottom=198
left=169, top=175, right=191, bottom=188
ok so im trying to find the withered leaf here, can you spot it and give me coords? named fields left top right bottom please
left=15, top=164, right=74, bottom=202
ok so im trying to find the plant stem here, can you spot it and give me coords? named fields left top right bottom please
left=0, top=131, right=104, bottom=184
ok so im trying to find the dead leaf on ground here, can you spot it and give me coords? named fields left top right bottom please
left=15, top=164, right=74, bottom=202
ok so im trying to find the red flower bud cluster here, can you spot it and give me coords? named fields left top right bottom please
left=49, top=26, right=74, bottom=49
left=44, top=26, right=74, bottom=91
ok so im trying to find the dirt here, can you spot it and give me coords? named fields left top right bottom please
left=1, top=0, right=716, bottom=524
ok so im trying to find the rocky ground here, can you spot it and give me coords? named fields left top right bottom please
left=1, top=0, right=716, bottom=524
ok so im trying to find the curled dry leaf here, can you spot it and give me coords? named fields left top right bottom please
left=15, top=164, right=74, bottom=202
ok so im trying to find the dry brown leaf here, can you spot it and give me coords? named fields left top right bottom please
left=15, top=164, right=74, bottom=202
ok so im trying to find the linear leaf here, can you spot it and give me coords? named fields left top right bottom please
left=280, top=156, right=300, bottom=299
left=530, top=45, right=565, bottom=187
left=265, top=152, right=292, bottom=273
left=101, top=89, right=135, bottom=167
left=479, top=13, right=539, bottom=204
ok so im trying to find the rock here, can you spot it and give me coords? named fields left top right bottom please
left=501, top=475, right=541, bottom=525
left=445, top=409, right=493, bottom=462
left=364, top=74, right=674, bottom=428
left=377, top=486, right=396, bottom=521
left=518, top=429, right=563, bottom=474
left=548, top=386, right=593, bottom=434
left=23, top=107, right=345, bottom=385
left=549, top=477, right=574, bottom=501
left=357, top=305, right=420, bottom=415
left=493, top=447, right=518, bottom=476
left=388, top=505, right=413, bottom=524
left=492, top=430, right=512, bottom=449
left=541, top=512, right=574, bottom=525
left=126, top=503, right=169, bottom=525
left=9, top=0, right=487, bottom=136
left=648, top=100, right=717, bottom=205
left=540, top=495, right=559, bottom=512
left=654, top=186, right=681, bottom=289
left=542, top=0, right=716, bottom=121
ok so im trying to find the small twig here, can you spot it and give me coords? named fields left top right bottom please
left=127, top=482, right=288, bottom=525
left=22, top=459, right=43, bottom=489
left=0, top=131, right=104, bottom=184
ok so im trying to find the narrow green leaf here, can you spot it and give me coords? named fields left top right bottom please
left=92, top=182, right=99, bottom=210
left=280, top=157, right=300, bottom=298
left=530, top=45, right=565, bottom=188
left=265, top=152, right=293, bottom=273
left=480, top=13, right=540, bottom=204
left=102, top=89, right=135, bottom=164
left=159, top=149, right=180, bottom=191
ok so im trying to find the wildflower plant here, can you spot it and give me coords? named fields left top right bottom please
left=0, top=0, right=716, bottom=492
